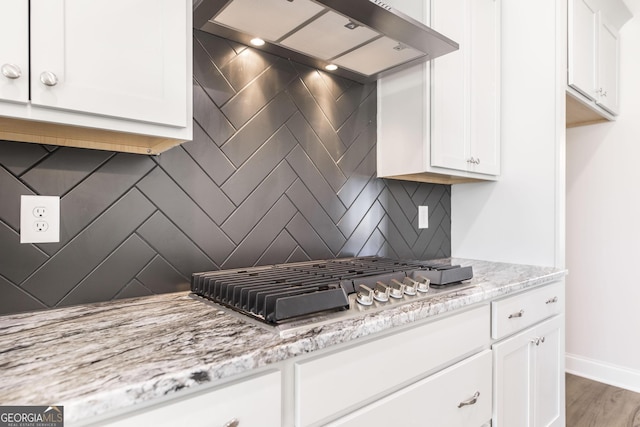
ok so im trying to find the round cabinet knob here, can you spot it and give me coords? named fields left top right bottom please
left=40, top=71, right=58, bottom=87
left=356, top=284, right=374, bottom=306
left=222, top=419, right=239, bottom=427
left=1, top=63, right=22, bottom=79
left=373, top=282, right=390, bottom=303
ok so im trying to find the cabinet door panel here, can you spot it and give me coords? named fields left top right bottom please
left=568, top=0, right=597, bottom=100
left=430, top=0, right=469, bottom=173
left=532, top=316, right=563, bottom=427
left=0, top=0, right=29, bottom=103
left=469, top=0, right=500, bottom=175
left=30, top=0, right=188, bottom=127
left=493, top=327, right=533, bottom=427
left=596, top=15, right=620, bottom=114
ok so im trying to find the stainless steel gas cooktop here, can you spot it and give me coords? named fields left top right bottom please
left=191, top=256, right=474, bottom=331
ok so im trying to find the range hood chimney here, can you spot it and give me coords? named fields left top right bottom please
left=193, top=0, right=459, bottom=83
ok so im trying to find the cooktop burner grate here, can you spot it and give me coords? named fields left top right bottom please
left=191, top=256, right=472, bottom=324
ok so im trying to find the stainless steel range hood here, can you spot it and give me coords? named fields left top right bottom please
left=193, top=0, right=459, bottom=83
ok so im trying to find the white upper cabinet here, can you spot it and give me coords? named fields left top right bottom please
left=566, top=0, right=631, bottom=126
left=30, top=0, right=188, bottom=127
left=0, top=0, right=192, bottom=154
left=377, top=0, right=500, bottom=184
left=596, top=14, right=620, bottom=114
left=0, top=0, right=29, bottom=104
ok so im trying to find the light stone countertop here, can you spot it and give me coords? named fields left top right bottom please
left=0, top=258, right=566, bottom=423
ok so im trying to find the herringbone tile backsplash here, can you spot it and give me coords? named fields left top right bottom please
left=0, top=31, right=451, bottom=315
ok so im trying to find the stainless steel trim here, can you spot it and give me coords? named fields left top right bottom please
left=193, top=0, right=458, bottom=83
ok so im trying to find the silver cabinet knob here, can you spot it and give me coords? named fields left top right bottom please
left=40, top=71, right=58, bottom=86
left=458, top=391, right=480, bottom=408
left=531, top=336, right=545, bottom=346
left=508, top=309, right=524, bottom=319
left=1, top=63, right=22, bottom=79
left=545, top=296, right=558, bottom=304
left=467, top=157, right=481, bottom=165
left=222, top=419, right=239, bottom=427
left=356, top=284, right=374, bottom=306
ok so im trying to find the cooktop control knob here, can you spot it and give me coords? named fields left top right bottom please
left=402, top=277, right=418, bottom=295
left=356, top=284, right=374, bottom=306
left=373, top=281, right=390, bottom=302
left=389, top=279, right=405, bottom=299
left=415, top=275, right=430, bottom=293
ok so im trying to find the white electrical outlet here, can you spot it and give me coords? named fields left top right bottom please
left=20, top=195, right=60, bottom=243
left=418, top=205, right=429, bottom=229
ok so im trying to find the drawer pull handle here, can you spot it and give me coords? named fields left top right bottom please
left=222, top=419, right=239, bottom=427
left=546, top=296, right=558, bottom=304
left=508, top=309, right=524, bottom=319
left=531, top=336, right=546, bottom=346
left=458, top=391, right=480, bottom=408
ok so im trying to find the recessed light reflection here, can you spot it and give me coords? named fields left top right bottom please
left=325, top=64, right=338, bottom=71
left=250, top=38, right=265, bottom=46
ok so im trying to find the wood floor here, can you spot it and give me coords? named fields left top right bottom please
left=566, top=373, right=640, bottom=427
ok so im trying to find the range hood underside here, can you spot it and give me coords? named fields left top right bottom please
left=193, top=0, right=459, bottom=83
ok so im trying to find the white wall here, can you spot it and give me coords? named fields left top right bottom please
left=565, top=0, right=640, bottom=392
left=452, top=0, right=565, bottom=269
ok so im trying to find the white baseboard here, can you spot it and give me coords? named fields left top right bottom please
left=566, top=353, right=640, bottom=393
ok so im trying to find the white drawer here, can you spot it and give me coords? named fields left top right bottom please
left=295, top=305, right=490, bottom=427
left=491, top=282, right=563, bottom=340
left=327, top=350, right=493, bottom=427
left=99, top=371, right=281, bottom=427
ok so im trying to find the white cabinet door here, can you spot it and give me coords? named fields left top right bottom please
left=596, top=14, right=620, bottom=114
left=431, top=0, right=500, bottom=176
left=568, top=0, right=597, bottom=101
left=0, top=0, right=29, bottom=103
left=532, top=316, right=563, bottom=427
left=493, top=315, right=564, bottom=427
left=30, top=0, right=188, bottom=127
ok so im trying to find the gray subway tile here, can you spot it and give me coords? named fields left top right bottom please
left=137, top=211, right=217, bottom=275
left=57, top=235, right=156, bottom=307
left=182, top=121, right=236, bottom=186
left=221, top=47, right=278, bottom=91
left=38, top=153, right=156, bottom=256
left=386, top=180, right=419, bottom=221
left=286, top=112, right=347, bottom=192
left=285, top=180, right=346, bottom=253
left=377, top=213, right=415, bottom=259
left=285, top=145, right=346, bottom=223
left=221, top=126, right=297, bottom=205
left=193, top=38, right=236, bottom=107
left=338, top=201, right=385, bottom=257
left=377, top=188, right=418, bottom=248
left=337, top=147, right=376, bottom=207
left=337, top=178, right=385, bottom=237
left=0, top=166, right=34, bottom=230
left=337, top=121, right=377, bottom=178
left=192, top=79, right=236, bottom=147
left=221, top=92, right=297, bottom=167
left=222, top=196, right=297, bottom=269
left=358, top=228, right=386, bottom=257
left=221, top=162, right=297, bottom=244
left=286, top=213, right=334, bottom=260
left=114, top=279, right=153, bottom=300
left=136, top=256, right=190, bottom=294
left=21, top=189, right=156, bottom=306
left=194, top=30, right=238, bottom=69
left=136, top=167, right=235, bottom=265
left=256, top=231, right=298, bottom=266
left=21, top=147, right=112, bottom=196
left=0, top=221, right=48, bottom=284
left=337, top=89, right=377, bottom=147
left=0, top=275, right=46, bottom=315
left=155, top=146, right=235, bottom=224
left=0, top=141, right=48, bottom=176
left=286, top=246, right=311, bottom=264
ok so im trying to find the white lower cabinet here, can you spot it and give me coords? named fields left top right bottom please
left=492, top=313, right=564, bottom=427
left=98, top=371, right=281, bottom=427
left=326, top=350, right=492, bottom=427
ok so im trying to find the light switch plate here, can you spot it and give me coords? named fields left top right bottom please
left=418, top=205, right=429, bottom=229
left=20, top=195, right=60, bottom=243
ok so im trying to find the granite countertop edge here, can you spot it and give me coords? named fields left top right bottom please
left=0, top=258, right=567, bottom=422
